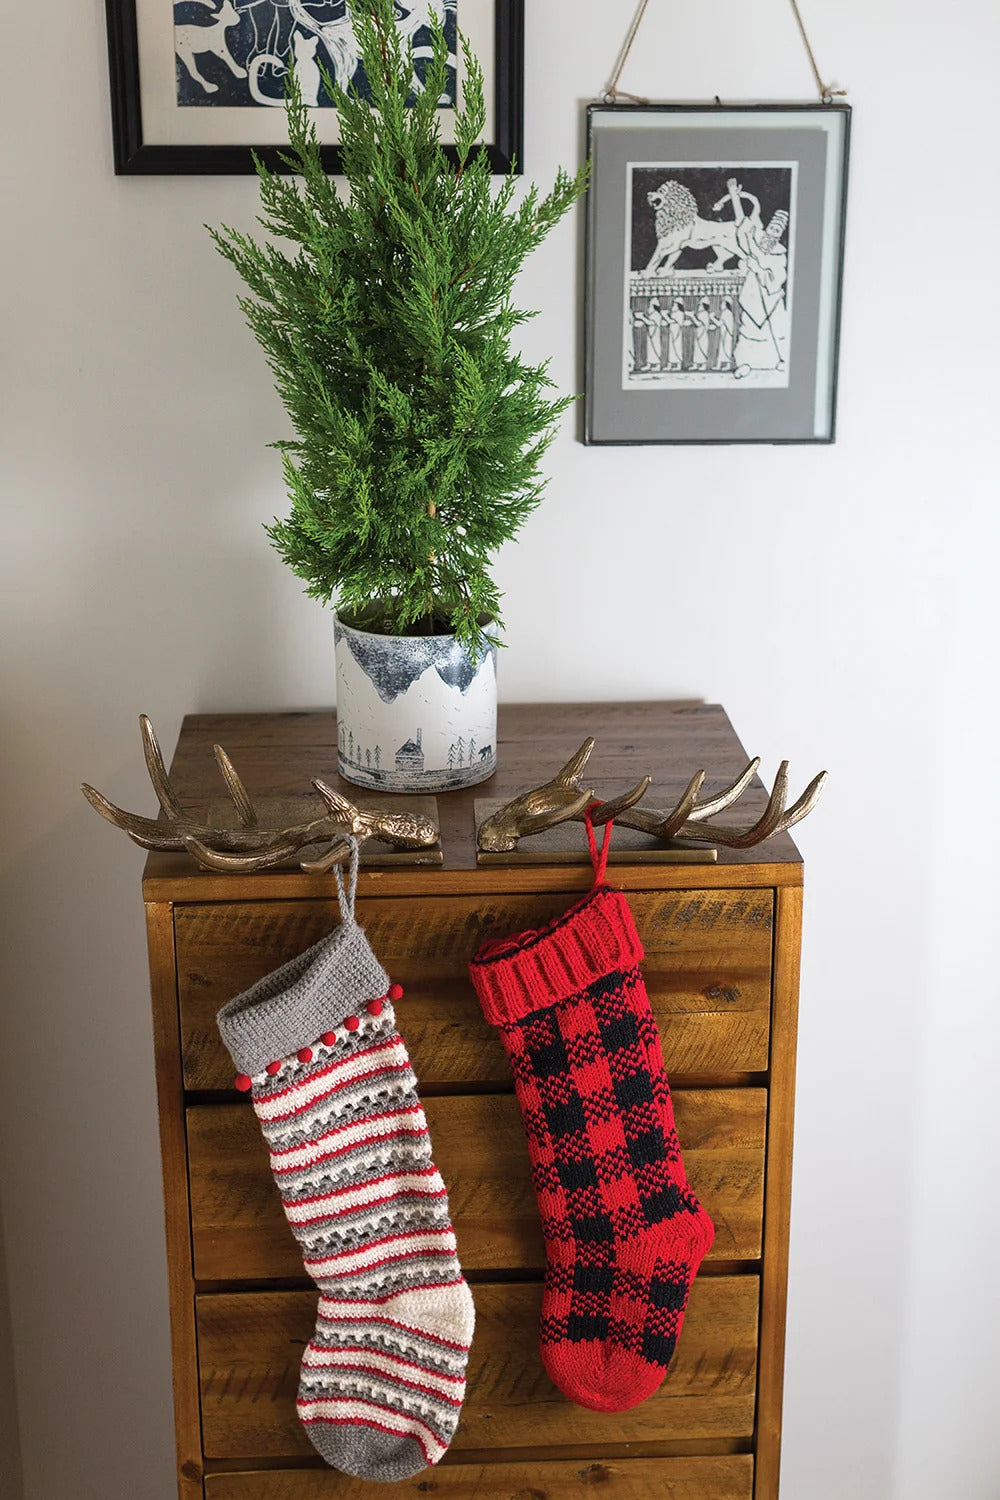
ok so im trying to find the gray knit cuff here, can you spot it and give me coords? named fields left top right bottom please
left=216, top=919, right=390, bottom=1078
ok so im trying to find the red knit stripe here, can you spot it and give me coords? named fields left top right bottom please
left=306, top=1362, right=465, bottom=1407
left=273, top=1124, right=428, bottom=1175
left=281, top=1166, right=439, bottom=1208
left=261, top=1035, right=400, bottom=1103
left=263, top=1060, right=412, bottom=1123
left=315, top=1289, right=468, bottom=1330
left=305, top=1245, right=456, bottom=1272
left=304, top=1342, right=466, bottom=1384
left=270, top=1104, right=422, bottom=1157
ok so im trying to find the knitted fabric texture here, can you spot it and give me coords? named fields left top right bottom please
left=219, top=920, right=389, bottom=1078
left=217, top=849, right=474, bottom=1481
left=468, top=831, right=714, bottom=1413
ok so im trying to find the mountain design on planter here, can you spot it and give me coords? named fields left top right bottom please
left=335, top=619, right=490, bottom=704
left=337, top=723, right=496, bottom=792
left=334, top=617, right=498, bottom=793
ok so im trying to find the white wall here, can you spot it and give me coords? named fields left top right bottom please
left=2, top=2, right=998, bottom=1497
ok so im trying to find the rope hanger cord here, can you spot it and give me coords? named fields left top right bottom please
left=601, top=0, right=846, bottom=107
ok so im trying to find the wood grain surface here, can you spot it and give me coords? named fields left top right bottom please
left=204, top=1453, right=755, bottom=1499
left=187, top=1090, right=766, bottom=1281
left=145, top=903, right=205, bottom=1498
left=175, top=890, right=773, bottom=1090
left=142, top=702, right=804, bottom=899
left=197, top=1278, right=760, bottom=1460
left=754, top=884, right=803, bottom=1500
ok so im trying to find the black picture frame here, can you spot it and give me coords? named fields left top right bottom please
left=584, top=102, right=851, bottom=445
left=106, top=0, right=524, bottom=175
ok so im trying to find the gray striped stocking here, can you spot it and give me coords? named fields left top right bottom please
left=217, top=843, right=474, bottom=1482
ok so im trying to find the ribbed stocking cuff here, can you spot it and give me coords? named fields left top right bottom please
left=469, top=885, right=644, bottom=1026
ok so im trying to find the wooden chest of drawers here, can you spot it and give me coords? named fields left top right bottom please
left=142, top=703, right=803, bottom=1499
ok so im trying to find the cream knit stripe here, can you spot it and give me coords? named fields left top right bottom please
left=229, top=993, right=473, bottom=1477
left=301, top=1347, right=465, bottom=1395
left=254, top=1038, right=411, bottom=1122
left=313, top=1303, right=472, bottom=1363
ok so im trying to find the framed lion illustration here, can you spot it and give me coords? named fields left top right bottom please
left=585, top=104, right=850, bottom=444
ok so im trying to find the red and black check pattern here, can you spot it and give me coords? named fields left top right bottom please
left=470, top=884, right=714, bottom=1413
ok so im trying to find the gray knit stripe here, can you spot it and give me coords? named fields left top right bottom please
left=274, top=1080, right=422, bottom=1149
left=275, top=1127, right=430, bottom=1185
left=280, top=1162, right=441, bottom=1213
left=313, top=1428, right=428, bottom=1484
left=310, top=1323, right=466, bottom=1376
left=217, top=919, right=390, bottom=1077
left=312, top=1255, right=464, bottom=1292
left=299, top=1371, right=456, bottom=1444
left=305, top=1206, right=456, bottom=1257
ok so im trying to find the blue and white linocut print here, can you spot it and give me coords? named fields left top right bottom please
left=174, top=1, right=457, bottom=109
left=624, top=163, right=796, bottom=391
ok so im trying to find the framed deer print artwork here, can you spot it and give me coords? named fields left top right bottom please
left=584, top=104, right=850, bottom=444
left=106, top=0, right=523, bottom=174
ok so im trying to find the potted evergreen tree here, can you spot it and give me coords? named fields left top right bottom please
left=212, top=0, right=586, bottom=792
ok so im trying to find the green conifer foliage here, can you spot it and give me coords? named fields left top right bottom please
left=211, top=0, right=587, bottom=655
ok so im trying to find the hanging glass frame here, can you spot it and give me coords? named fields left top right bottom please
left=584, top=103, right=851, bottom=444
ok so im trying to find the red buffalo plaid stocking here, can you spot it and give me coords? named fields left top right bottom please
left=468, top=815, right=714, bottom=1412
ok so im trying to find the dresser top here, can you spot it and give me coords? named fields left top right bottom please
left=142, top=701, right=803, bottom=901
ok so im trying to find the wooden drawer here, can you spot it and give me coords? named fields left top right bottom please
left=175, top=891, right=774, bottom=1090
left=187, top=1089, right=766, bottom=1281
left=197, top=1278, right=759, bottom=1460
left=204, top=1454, right=756, bottom=1498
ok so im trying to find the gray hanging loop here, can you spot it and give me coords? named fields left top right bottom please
left=598, top=0, right=846, bottom=107
left=786, top=0, right=847, bottom=103
left=601, top=0, right=652, bottom=104
left=333, top=836, right=360, bottom=924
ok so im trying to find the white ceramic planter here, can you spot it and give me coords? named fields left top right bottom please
left=334, top=613, right=498, bottom=793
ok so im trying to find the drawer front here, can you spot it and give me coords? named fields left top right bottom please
left=204, top=1454, right=755, bottom=1498
left=188, top=1089, right=766, bottom=1281
left=176, top=891, right=773, bottom=1090
left=197, top=1278, right=759, bottom=1459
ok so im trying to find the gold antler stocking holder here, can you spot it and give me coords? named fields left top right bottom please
left=83, top=716, right=441, bottom=873
left=477, top=737, right=826, bottom=858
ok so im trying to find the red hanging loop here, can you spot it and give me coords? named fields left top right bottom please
left=584, top=803, right=614, bottom=887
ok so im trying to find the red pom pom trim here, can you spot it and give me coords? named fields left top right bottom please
left=297, top=1047, right=313, bottom=1064
left=266, top=1061, right=281, bottom=1076
left=388, top=982, right=404, bottom=1002
left=367, top=998, right=383, bottom=1017
left=321, top=1031, right=338, bottom=1047
left=234, top=1074, right=252, bottom=1093
left=344, top=1015, right=360, bottom=1032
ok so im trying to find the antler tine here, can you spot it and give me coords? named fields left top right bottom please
left=656, top=770, right=707, bottom=839
left=770, top=769, right=828, bottom=836
left=80, top=784, right=187, bottom=850
left=184, top=833, right=309, bottom=873
left=684, top=758, right=761, bottom=823
left=299, top=837, right=356, bottom=874
left=586, top=776, right=652, bottom=827
left=312, top=779, right=360, bottom=828
left=526, top=785, right=597, bottom=837
left=213, top=743, right=258, bottom=827
left=140, top=714, right=183, bottom=819
left=682, top=760, right=789, bottom=848
left=675, top=762, right=827, bottom=848
left=555, top=738, right=596, bottom=788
